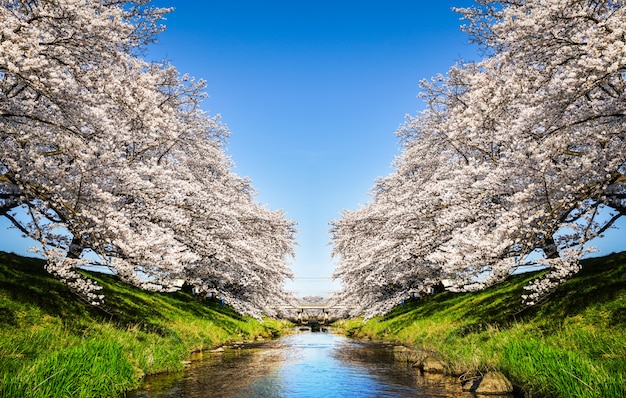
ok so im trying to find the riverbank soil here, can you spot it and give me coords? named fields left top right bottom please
left=0, top=251, right=291, bottom=397
left=337, top=251, right=626, bottom=398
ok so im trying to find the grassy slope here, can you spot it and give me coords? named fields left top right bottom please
left=337, top=252, right=626, bottom=398
left=0, top=251, right=291, bottom=398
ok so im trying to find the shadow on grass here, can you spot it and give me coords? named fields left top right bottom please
left=89, top=272, right=250, bottom=336
left=0, top=251, right=251, bottom=337
left=380, top=251, right=626, bottom=334
left=0, top=252, right=94, bottom=321
left=520, top=251, right=626, bottom=326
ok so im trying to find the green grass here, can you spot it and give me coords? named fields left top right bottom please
left=336, top=252, right=626, bottom=398
left=0, top=251, right=292, bottom=397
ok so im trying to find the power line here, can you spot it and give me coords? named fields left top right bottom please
left=289, top=279, right=338, bottom=281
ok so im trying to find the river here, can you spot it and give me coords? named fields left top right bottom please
left=127, top=329, right=477, bottom=397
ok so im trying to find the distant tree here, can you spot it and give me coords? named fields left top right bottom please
left=331, top=0, right=626, bottom=317
left=0, top=0, right=295, bottom=316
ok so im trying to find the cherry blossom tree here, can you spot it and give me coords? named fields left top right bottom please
left=332, top=0, right=625, bottom=317
left=1, top=0, right=296, bottom=316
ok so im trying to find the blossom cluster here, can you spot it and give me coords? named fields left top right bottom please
left=331, top=0, right=626, bottom=318
left=0, top=0, right=296, bottom=317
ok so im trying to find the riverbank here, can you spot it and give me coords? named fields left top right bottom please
left=0, top=251, right=292, bottom=397
left=335, top=252, right=626, bottom=398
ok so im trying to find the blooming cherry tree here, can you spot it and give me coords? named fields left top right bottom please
left=1, top=0, right=296, bottom=316
left=332, top=0, right=625, bottom=316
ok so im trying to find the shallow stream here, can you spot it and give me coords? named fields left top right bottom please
left=127, top=330, right=477, bottom=397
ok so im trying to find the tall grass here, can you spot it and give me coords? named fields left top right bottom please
left=338, top=252, right=626, bottom=398
left=2, top=339, right=136, bottom=398
left=0, top=252, right=292, bottom=398
left=500, top=336, right=624, bottom=398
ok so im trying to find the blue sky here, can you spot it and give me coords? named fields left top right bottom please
left=145, top=1, right=479, bottom=297
left=2, top=1, right=623, bottom=298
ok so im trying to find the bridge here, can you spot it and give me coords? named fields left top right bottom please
left=275, top=304, right=351, bottom=328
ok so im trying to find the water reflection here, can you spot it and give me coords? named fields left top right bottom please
left=128, top=331, right=474, bottom=398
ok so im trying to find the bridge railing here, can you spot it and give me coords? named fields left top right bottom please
left=269, top=304, right=355, bottom=325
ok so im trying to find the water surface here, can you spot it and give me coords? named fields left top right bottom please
left=128, top=331, right=474, bottom=397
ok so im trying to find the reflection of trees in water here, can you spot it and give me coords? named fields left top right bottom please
left=197, top=349, right=284, bottom=397
left=130, top=334, right=475, bottom=398
left=332, top=341, right=473, bottom=398
left=332, top=341, right=397, bottom=370
left=130, top=347, right=286, bottom=398
left=413, top=373, right=474, bottom=398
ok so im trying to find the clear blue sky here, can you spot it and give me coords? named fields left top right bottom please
left=145, top=0, right=479, bottom=297
left=2, top=1, right=623, bottom=298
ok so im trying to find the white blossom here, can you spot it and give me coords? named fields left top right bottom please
left=331, top=0, right=626, bottom=317
left=1, top=0, right=296, bottom=317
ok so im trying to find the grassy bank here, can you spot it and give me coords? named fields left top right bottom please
left=0, top=251, right=292, bottom=398
left=336, top=252, right=626, bottom=398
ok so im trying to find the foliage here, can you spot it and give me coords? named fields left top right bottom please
left=337, top=251, right=626, bottom=398
left=0, top=0, right=296, bottom=317
left=330, top=0, right=626, bottom=317
left=0, top=251, right=292, bottom=397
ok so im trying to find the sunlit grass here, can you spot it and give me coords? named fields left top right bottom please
left=337, top=252, right=626, bottom=398
left=2, top=338, right=137, bottom=398
left=0, top=251, right=293, bottom=397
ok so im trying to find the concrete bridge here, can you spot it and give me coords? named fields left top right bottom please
left=278, top=304, right=351, bottom=327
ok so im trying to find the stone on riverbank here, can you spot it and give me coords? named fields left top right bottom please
left=392, top=346, right=423, bottom=365
left=475, top=371, right=514, bottom=395
left=421, top=356, right=446, bottom=374
left=392, top=346, right=446, bottom=374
